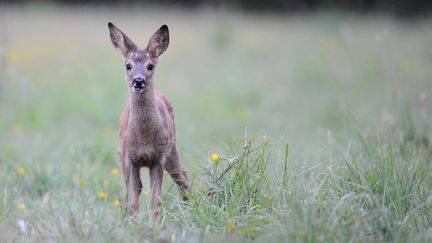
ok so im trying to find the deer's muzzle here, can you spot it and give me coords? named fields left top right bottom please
left=132, top=77, right=146, bottom=92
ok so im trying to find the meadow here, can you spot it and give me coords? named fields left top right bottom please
left=0, top=5, right=431, bottom=242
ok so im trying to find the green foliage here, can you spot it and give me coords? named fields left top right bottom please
left=161, top=138, right=273, bottom=236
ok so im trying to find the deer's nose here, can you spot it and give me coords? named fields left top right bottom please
left=132, top=77, right=146, bottom=87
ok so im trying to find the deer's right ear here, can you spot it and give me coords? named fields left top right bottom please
left=108, top=22, right=137, bottom=57
left=147, top=25, right=169, bottom=57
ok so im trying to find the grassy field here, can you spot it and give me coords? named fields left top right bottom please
left=0, top=5, right=431, bottom=242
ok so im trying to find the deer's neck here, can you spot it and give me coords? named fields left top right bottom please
left=129, top=87, right=161, bottom=128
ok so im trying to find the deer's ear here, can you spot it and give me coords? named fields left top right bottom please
left=108, top=22, right=137, bottom=57
left=147, top=25, right=169, bottom=57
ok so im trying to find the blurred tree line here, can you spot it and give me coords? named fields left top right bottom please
left=3, top=0, right=432, bottom=16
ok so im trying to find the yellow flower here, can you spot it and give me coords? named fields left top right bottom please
left=79, top=178, right=85, bottom=186
left=210, top=153, right=220, bottom=161
left=97, top=191, right=107, bottom=199
left=17, top=203, right=26, bottom=210
left=225, top=220, right=234, bottom=232
left=142, top=190, right=150, bottom=197
left=112, top=199, right=120, bottom=207
left=263, top=136, right=269, bottom=145
left=16, top=167, right=26, bottom=175
left=111, top=168, right=120, bottom=175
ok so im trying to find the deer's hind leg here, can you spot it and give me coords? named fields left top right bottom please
left=165, top=146, right=190, bottom=200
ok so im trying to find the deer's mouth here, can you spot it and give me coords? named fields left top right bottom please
left=132, top=86, right=145, bottom=93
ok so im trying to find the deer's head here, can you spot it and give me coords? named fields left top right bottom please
left=108, top=23, right=169, bottom=94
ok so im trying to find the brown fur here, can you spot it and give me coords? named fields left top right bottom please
left=108, top=23, right=189, bottom=222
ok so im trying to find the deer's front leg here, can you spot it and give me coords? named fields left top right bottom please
left=149, top=162, right=164, bottom=222
left=126, top=158, right=142, bottom=218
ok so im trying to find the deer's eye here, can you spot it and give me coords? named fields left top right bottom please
left=147, top=64, right=154, bottom=71
left=126, top=64, right=131, bottom=71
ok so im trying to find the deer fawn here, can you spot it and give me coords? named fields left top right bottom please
left=108, top=23, right=189, bottom=221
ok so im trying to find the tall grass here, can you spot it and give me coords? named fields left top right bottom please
left=252, top=129, right=430, bottom=242
left=162, top=137, right=273, bottom=235
left=0, top=114, right=431, bottom=242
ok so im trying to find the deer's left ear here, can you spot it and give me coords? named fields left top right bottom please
left=147, top=25, right=169, bottom=57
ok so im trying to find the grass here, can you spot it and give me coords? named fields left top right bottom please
left=0, top=5, right=431, bottom=242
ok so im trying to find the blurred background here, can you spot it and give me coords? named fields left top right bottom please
left=1, top=0, right=431, bottom=162
left=0, top=0, right=431, bottom=240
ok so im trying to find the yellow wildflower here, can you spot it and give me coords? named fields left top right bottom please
left=79, top=178, right=85, bottom=186
left=210, top=153, right=220, bottom=161
left=111, top=168, right=120, bottom=175
left=97, top=191, right=107, bottom=199
left=16, top=167, right=26, bottom=175
left=142, top=191, right=150, bottom=197
left=263, top=136, right=269, bottom=145
left=225, top=220, right=234, bottom=232
left=17, top=203, right=26, bottom=210
left=112, top=199, right=120, bottom=207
